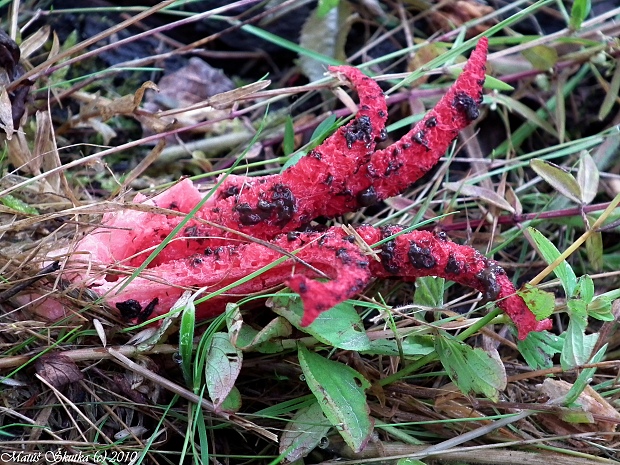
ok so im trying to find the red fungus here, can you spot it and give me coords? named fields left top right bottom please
left=62, top=37, right=552, bottom=340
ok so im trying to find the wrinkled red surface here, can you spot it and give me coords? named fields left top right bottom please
left=61, top=38, right=551, bottom=340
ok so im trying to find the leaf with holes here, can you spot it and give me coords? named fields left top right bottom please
left=298, top=345, right=373, bottom=452
left=280, top=400, right=331, bottom=462
left=205, top=333, right=243, bottom=412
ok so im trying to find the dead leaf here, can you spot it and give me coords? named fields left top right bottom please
left=35, top=354, right=84, bottom=390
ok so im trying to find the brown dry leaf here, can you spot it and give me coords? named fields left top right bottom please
left=407, top=41, right=445, bottom=86
left=19, top=25, right=50, bottom=59
left=538, top=379, right=620, bottom=433
left=0, top=85, right=15, bottom=138
left=427, top=0, right=496, bottom=37
left=35, top=110, right=62, bottom=194
left=35, top=353, right=84, bottom=390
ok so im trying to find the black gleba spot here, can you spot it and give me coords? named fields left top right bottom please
left=408, top=241, right=437, bottom=269
left=452, top=91, right=480, bottom=121
left=357, top=186, right=378, bottom=207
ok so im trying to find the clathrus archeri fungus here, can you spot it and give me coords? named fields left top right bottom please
left=63, top=38, right=551, bottom=340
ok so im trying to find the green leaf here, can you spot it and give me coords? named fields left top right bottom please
left=231, top=315, right=292, bottom=353
left=179, top=293, right=196, bottom=386
left=205, top=333, right=243, bottom=412
left=585, top=230, right=603, bottom=272
left=283, top=116, right=295, bottom=156
left=362, top=335, right=435, bottom=357
left=587, top=296, right=616, bottom=321
left=298, top=345, right=373, bottom=453
left=0, top=194, right=39, bottom=215
left=413, top=277, right=444, bottom=308
left=517, top=330, right=564, bottom=370
left=530, top=159, right=582, bottom=204
left=564, top=344, right=607, bottom=406
left=280, top=400, right=331, bottom=462
left=560, top=317, right=598, bottom=370
left=569, top=0, right=591, bottom=30
left=599, top=57, right=620, bottom=120
left=297, top=1, right=352, bottom=82
left=522, top=45, right=558, bottom=71
left=577, top=151, right=599, bottom=204
left=435, top=332, right=507, bottom=401
left=526, top=227, right=577, bottom=297
left=577, top=275, right=594, bottom=304
left=270, top=294, right=371, bottom=351
left=567, top=298, right=588, bottom=321
left=516, top=283, right=555, bottom=320
left=495, top=94, right=558, bottom=138
left=397, top=460, right=426, bottom=465
left=280, top=114, right=339, bottom=172
left=317, top=0, right=339, bottom=17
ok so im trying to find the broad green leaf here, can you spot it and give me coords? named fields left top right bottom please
left=522, top=45, right=558, bottom=71
left=231, top=315, right=292, bottom=353
left=444, top=181, right=515, bottom=213
left=179, top=293, right=196, bottom=386
left=297, top=1, right=352, bottom=82
left=413, top=277, right=444, bottom=308
left=205, top=333, right=242, bottom=411
left=560, top=409, right=594, bottom=424
left=567, top=298, right=587, bottom=321
left=280, top=400, right=331, bottom=462
left=560, top=318, right=598, bottom=370
left=516, top=283, right=555, bottom=320
left=283, top=116, right=295, bottom=156
left=569, top=0, right=591, bottom=30
left=517, top=330, right=564, bottom=370
left=362, top=335, right=435, bottom=357
left=435, top=333, right=507, bottom=401
left=495, top=94, right=558, bottom=138
left=397, top=460, right=426, bottom=465
left=298, top=345, right=373, bottom=453
left=577, top=152, right=599, bottom=204
left=0, top=194, right=39, bottom=215
left=270, top=294, right=371, bottom=351
left=530, top=159, right=582, bottom=204
left=526, top=227, right=577, bottom=297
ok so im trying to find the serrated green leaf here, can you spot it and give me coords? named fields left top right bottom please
left=516, top=283, right=555, bottom=320
left=567, top=298, right=588, bottom=321
left=530, top=159, right=582, bottom=204
left=569, top=0, right=591, bottom=30
left=435, top=333, right=506, bottom=401
left=298, top=345, right=373, bottom=453
left=517, top=330, right=564, bottom=370
left=577, top=152, right=599, bottom=204
left=413, top=277, right=444, bottom=308
left=526, top=227, right=577, bottom=297
left=560, top=318, right=598, bottom=370
left=0, top=194, right=39, bottom=215
left=205, top=333, right=242, bottom=411
left=522, top=45, right=558, bottom=71
left=270, top=294, right=370, bottom=350
left=280, top=400, right=331, bottom=462
left=283, top=115, right=295, bottom=156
